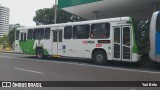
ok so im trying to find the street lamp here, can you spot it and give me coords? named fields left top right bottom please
left=54, top=0, right=57, bottom=24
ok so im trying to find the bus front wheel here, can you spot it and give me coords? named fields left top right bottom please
left=36, top=48, right=44, bottom=59
left=93, top=51, right=107, bottom=65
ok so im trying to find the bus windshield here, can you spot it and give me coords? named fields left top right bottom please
left=132, top=19, right=150, bottom=54
left=157, top=12, right=160, bottom=32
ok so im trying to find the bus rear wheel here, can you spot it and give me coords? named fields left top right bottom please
left=93, top=51, right=107, bottom=65
left=36, top=48, right=44, bottom=59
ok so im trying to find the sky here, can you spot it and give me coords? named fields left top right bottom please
left=0, top=0, right=55, bottom=26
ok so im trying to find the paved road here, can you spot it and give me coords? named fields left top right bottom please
left=0, top=52, right=160, bottom=90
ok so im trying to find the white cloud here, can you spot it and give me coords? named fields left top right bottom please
left=0, top=0, right=55, bottom=26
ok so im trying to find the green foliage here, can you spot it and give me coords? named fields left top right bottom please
left=0, top=28, right=16, bottom=48
left=0, top=35, right=9, bottom=48
left=33, top=5, right=85, bottom=25
left=133, top=19, right=150, bottom=54
left=8, top=28, right=16, bottom=47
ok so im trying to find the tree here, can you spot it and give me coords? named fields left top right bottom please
left=33, top=5, right=85, bottom=25
left=133, top=19, right=150, bottom=54
left=0, top=35, right=8, bottom=49
left=8, top=28, right=16, bottom=48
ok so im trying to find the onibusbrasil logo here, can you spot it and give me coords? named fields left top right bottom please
left=1, top=82, right=42, bottom=88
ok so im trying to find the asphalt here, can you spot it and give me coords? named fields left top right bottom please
left=0, top=52, right=160, bottom=90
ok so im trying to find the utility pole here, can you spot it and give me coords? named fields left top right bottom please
left=54, top=0, right=57, bottom=24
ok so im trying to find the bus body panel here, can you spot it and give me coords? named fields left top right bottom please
left=149, top=11, right=160, bottom=62
left=132, top=53, right=141, bottom=62
left=155, top=12, right=160, bottom=61
left=149, top=11, right=158, bottom=61
left=15, top=27, right=52, bottom=56
left=15, top=40, right=22, bottom=53
left=33, top=39, right=52, bottom=55
left=156, top=32, right=160, bottom=55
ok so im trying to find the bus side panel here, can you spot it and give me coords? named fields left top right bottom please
left=21, top=40, right=35, bottom=55
left=149, top=12, right=158, bottom=61
left=149, top=31, right=156, bottom=61
left=31, top=39, right=52, bottom=56
left=62, top=39, right=112, bottom=59
left=14, top=40, right=22, bottom=53
left=42, top=40, right=52, bottom=55
left=156, top=32, right=160, bottom=54
left=156, top=32, right=160, bottom=61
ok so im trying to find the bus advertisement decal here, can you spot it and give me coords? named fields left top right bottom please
left=96, top=44, right=102, bottom=47
left=98, top=40, right=110, bottom=44
left=83, top=41, right=95, bottom=44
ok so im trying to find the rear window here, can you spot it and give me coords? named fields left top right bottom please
left=16, top=30, right=20, bottom=40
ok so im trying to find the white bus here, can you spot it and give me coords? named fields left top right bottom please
left=14, top=17, right=141, bottom=65
left=149, top=11, right=160, bottom=62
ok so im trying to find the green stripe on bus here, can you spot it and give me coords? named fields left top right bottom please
left=58, top=0, right=102, bottom=8
left=19, top=40, right=35, bottom=55
left=129, top=17, right=138, bottom=54
left=42, top=44, right=49, bottom=55
left=19, top=40, right=49, bottom=55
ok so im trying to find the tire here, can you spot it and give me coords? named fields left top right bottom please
left=36, top=49, right=44, bottom=59
left=93, top=51, right=107, bottom=65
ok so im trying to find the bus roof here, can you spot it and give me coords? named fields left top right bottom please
left=17, top=17, right=131, bottom=30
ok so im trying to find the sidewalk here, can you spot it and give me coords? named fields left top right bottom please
left=0, top=48, right=15, bottom=53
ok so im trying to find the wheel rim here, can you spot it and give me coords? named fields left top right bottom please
left=96, top=54, right=104, bottom=62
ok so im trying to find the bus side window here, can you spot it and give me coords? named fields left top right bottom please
left=53, top=31, right=57, bottom=42
left=21, top=33, right=23, bottom=41
left=33, top=28, right=44, bottom=40
left=59, top=31, right=63, bottom=42
left=64, top=26, right=72, bottom=39
left=44, top=28, right=50, bottom=39
left=91, top=23, right=110, bottom=39
left=73, top=25, right=89, bottom=39
left=27, top=29, right=33, bottom=40
left=16, top=30, right=20, bottom=40
left=24, top=33, right=26, bottom=41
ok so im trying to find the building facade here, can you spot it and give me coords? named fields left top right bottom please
left=58, top=0, right=160, bottom=20
left=0, top=4, right=9, bottom=37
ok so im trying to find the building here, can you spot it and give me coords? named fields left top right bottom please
left=58, top=0, right=160, bottom=20
left=0, top=4, right=10, bottom=37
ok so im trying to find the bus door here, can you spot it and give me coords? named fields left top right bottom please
left=52, top=30, right=63, bottom=57
left=113, top=26, right=131, bottom=61
left=20, top=31, right=27, bottom=53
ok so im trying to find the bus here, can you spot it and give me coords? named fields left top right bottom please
left=149, top=11, right=160, bottom=62
left=14, top=17, right=141, bottom=65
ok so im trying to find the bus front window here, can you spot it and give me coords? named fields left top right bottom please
left=156, top=13, right=160, bottom=32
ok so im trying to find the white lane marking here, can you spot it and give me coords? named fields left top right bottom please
left=14, top=68, right=43, bottom=74
left=2, top=55, right=160, bottom=74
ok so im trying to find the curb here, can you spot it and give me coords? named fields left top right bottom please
left=0, top=50, right=15, bottom=53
